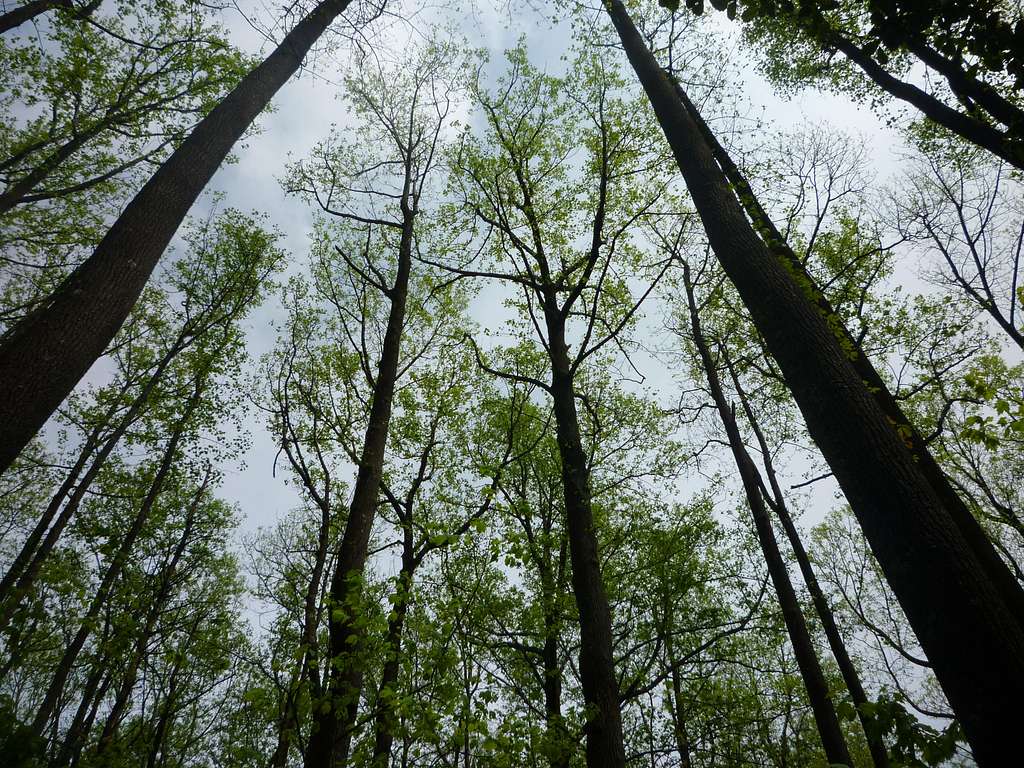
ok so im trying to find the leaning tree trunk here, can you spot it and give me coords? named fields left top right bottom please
left=0, top=0, right=67, bottom=33
left=544, top=302, right=626, bottom=768
left=91, top=475, right=206, bottom=759
left=0, top=0, right=355, bottom=475
left=606, top=2, right=1024, bottom=762
left=305, top=213, right=413, bottom=768
left=671, top=75, right=1024, bottom=630
left=0, top=333, right=187, bottom=628
left=819, top=24, right=1024, bottom=171
left=683, top=265, right=854, bottom=768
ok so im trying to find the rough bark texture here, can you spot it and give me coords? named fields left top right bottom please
left=0, top=0, right=354, bottom=475
left=545, top=303, right=626, bottom=768
left=305, top=214, right=413, bottom=768
left=683, top=266, right=853, bottom=768
left=673, top=76, right=1024, bottom=632
left=607, top=1, right=1024, bottom=762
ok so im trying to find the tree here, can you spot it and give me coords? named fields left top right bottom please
left=444, top=45, right=675, bottom=767
left=0, top=0, right=102, bottom=34
left=678, top=258, right=853, bottom=767
left=672, top=0, right=1024, bottom=169
left=0, top=210, right=281, bottom=628
left=604, top=0, right=1024, bottom=761
left=279, top=40, right=467, bottom=766
left=0, top=0, right=363, bottom=474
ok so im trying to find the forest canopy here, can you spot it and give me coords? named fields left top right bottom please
left=1, top=0, right=1022, bottom=767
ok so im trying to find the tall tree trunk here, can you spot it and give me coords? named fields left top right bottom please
left=305, top=213, right=413, bottom=768
left=0, top=0, right=355, bottom=475
left=682, top=264, right=853, bottom=768
left=607, top=2, right=1024, bottom=761
left=145, top=656, right=183, bottom=768
left=544, top=304, right=626, bottom=768
left=775, top=11, right=1024, bottom=170
left=269, top=673, right=302, bottom=768
left=670, top=73, right=1024, bottom=632
left=667, top=661, right=693, bottom=768
left=29, top=380, right=203, bottom=737
left=54, top=663, right=112, bottom=767
left=541, top=609, right=570, bottom=768
left=900, top=36, right=1024, bottom=133
left=724, top=352, right=891, bottom=768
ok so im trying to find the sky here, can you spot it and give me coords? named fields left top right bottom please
left=135, top=0, right=910, bottom=548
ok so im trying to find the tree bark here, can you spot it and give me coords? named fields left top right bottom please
left=607, top=2, right=1024, bottom=762
left=0, top=0, right=69, bottom=33
left=0, top=334, right=186, bottom=628
left=819, top=24, right=1024, bottom=170
left=723, top=351, right=891, bottom=768
left=683, top=264, right=854, bottom=768
left=671, top=73, right=1024, bottom=633
left=541, top=613, right=570, bottom=768
left=0, top=0, right=354, bottom=475
left=900, top=36, right=1024, bottom=134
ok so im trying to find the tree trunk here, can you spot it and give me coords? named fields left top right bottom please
left=900, top=36, right=1024, bottom=133
left=607, top=2, right=1024, bottom=761
left=0, top=0, right=354, bottom=475
left=541, top=612, right=570, bottom=768
left=544, top=303, right=626, bottom=768
left=667, top=662, right=693, bottom=768
left=0, top=335, right=184, bottom=628
left=671, top=74, right=1024, bottom=632
left=145, top=658, right=182, bottom=768
left=819, top=24, right=1023, bottom=170
left=54, top=663, right=112, bottom=767
left=0, top=0, right=69, bottom=33
left=682, top=264, right=853, bottom=767
left=305, top=213, right=413, bottom=768
left=92, top=475, right=207, bottom=759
